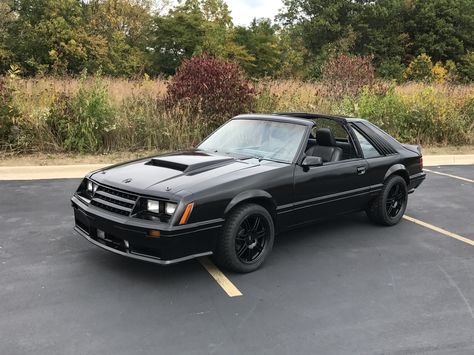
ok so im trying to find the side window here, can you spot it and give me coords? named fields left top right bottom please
left=353, top=129, right=381, bottom=158
left=311, top=118, right=348, bottom=141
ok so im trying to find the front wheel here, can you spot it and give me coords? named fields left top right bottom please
left=214, top=204, right=275, bottom=273
left=366, top=175, right=408, bottom=226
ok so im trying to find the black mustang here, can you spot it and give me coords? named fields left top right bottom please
left=71, top=113, right=425, bottom=272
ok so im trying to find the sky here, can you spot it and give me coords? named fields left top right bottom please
left=226, top=0, right=284, bottom=25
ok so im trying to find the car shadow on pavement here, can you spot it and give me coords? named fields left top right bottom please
left=275, top=211, right=373, bottom=247
left=79, top=247, right=205, bottom=284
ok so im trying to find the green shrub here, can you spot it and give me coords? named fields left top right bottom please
left=458, top=51, right=474, bottom=83
left=432, top=62, right=447, bottom=84
left=45, top=75, right=116, bottom=152
left=445, top=60, right=458, bottom=82
left=350, top=86, right=473, bottom=145
left=376, top=59, right=405, bottom=82
left=339, top=87, right=411, bottom=141
left=45, top=93, right=73, bottom=148
left=404, top=54, right=434, bottom=82
left=0, top=77, right=17, bottom=146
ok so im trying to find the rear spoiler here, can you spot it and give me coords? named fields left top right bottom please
left=402, top=144, right=422, bottom=155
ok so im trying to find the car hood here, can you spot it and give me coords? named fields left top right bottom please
left=89, top=150, right=281, bottom=197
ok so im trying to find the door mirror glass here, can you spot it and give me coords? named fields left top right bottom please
left=302, top=156, right=323, bottom=167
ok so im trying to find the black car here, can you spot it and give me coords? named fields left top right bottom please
left=71, top=113, right=425, bottom=272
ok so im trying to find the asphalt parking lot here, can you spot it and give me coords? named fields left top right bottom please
left=1, top=166, right=473, bottom=355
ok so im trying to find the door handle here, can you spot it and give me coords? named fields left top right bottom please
left=357, top=166, right=366, bottom=175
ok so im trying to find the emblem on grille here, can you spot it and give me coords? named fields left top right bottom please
left=123, top=178, right=133, bottom=183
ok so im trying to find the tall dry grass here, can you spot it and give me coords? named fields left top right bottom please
left=2, top=76, right=473, bottom=154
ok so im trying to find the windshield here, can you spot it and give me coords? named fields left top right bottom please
left=198, top=119, right=307, bottom=163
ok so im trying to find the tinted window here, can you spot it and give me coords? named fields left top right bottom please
left=353, top=129, right=381, bottom=158
left=198, top=119, right=307, bottom=163
left=311, top=118, right=348, bottom=140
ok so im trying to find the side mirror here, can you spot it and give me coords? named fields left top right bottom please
left=302, top=156, right=323, bottom=167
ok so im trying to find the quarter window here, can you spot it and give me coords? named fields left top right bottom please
left=353, top=129, right=381, bottom=158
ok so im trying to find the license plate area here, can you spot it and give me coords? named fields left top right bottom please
left=92, top=227, right=127, bottom=252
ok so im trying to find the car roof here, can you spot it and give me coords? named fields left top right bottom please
left=234, top=113, right=366, bottom=126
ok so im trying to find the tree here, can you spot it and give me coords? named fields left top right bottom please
left=5, top=0, right=95, bottom=75
left=150, top=0, right=206, bottom=75
left=87, top=0, right=153, bottom=76
left=279, top=0, right=358, bottom=56
left=403, top=0, right=474, bottom=63
left=458, top=51, right=474, bottom=82
left=235, top=19, right=281, bottom=78
left=199, top=0, right=252, bottom=65
left=280, top=0, right=474, bottom=80
left=1, top=0, right=153, bottom=76
left=150, top=0, right=252, bottom=76
left=275, top=27, right=307, bottom=79
left=352, top=0, right=407, bottom=79
left=0, top=0, right=16, bottom=72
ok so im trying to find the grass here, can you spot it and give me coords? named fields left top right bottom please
left=1, top=76, right=473, bottom=155
left=0, top=150, right=160, bottom=166
left=1, top=145, right=473, bottom=167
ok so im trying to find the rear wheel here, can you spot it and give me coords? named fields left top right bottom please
left=366, top=175, right=408, bottom=226
left=214, top=203, right=274, bottom=273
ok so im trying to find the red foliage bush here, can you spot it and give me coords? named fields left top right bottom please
left=167, top=54, right=255, bottom=119
left=322, top=54, right=376, bottom=99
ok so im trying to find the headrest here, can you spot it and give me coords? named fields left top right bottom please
left=316, top=128, right=336, bottom=147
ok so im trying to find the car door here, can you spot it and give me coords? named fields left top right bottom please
left=349, top=125, right=395, bottom=194
left=290, top=157, right=372, bottom=227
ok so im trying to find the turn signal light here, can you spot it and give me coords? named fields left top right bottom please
left=179, top=203, right=194, bottom=225
left=148, top=230, right=161, bottom=238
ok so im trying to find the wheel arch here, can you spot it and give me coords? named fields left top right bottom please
left=384, top=164, right=410, bottom=185
left=224, top=190, right=277, bottom=222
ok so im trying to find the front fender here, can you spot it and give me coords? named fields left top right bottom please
left=224, top=190, right=275, bottom=215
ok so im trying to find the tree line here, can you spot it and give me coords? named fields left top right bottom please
left=0, top=0, right=473, bottom=81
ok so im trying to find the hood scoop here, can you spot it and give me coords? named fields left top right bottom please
left=146, top=157, right=235, bottom=174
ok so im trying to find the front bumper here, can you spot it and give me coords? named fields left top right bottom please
left=71, top=195, right=223, bottom=265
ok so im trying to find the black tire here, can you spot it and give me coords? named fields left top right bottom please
left=213, top=203, right=275, bottom=273
left=366, top=175, right=408, bottom=226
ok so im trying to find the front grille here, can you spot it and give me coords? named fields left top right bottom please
left=91, top=185, right=138, bottom=216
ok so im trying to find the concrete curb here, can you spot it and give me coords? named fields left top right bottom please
left=0, top=164, right=106, bottom=180
left=0, top=155, right=472, bottom=180
left=423, top=154, right=474, bottom=167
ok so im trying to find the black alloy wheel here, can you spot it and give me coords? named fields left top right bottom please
left=235, top=214, right=269, bottom=264
left=366, top=175, right=408, bottom=226
left=214, top=203, right=275, bottom=273
left=386, top=183, right=406, bottom=218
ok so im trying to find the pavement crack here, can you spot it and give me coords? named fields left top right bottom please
left=438, top=265, right=474, bottom=321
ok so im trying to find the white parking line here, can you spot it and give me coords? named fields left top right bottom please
left=198, top=257, right=243, bottom=297
left=404, top=215, right=474, bottom=247
left=424, top=169, right=474, bottom=183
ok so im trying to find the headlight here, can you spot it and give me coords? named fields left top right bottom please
left=147, top=200, right=160, bottom=214
left=86, top=180, right=98, bottom=194
left=146, top=200, right=177, bottom=215
left=165, top=202, right=177, bottom=215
